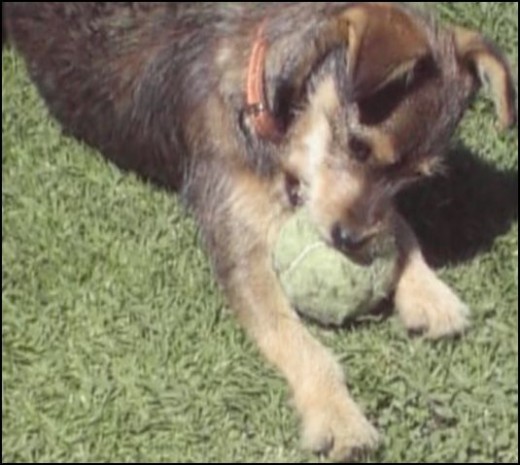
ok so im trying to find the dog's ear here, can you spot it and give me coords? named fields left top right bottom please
left=454, top=27, right=517, bottom=129
left=338, top=4, right=431, bottom=101
left=262, top=4, right=431, bottom=137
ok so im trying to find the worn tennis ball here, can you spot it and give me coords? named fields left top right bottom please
left=273, top=209, right=399, bottom=326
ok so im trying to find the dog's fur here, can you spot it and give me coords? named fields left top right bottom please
left=3, top=3, right=517, bottom=461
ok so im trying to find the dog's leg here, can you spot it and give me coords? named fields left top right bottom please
left=226, top=252, right=379, bottom=460
left=197, top=172, right=379, bottom=461
left=226, top=254, right=379, bottom=460
left=393, top=214, right=470, bottom=339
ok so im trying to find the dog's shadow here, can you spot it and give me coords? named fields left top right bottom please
left=398, top=144, right=518, bottom=268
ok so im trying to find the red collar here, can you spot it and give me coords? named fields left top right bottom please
left=245, top=25, right=284, bottom=143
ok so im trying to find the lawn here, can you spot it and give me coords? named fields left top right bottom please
left=2, top=3, right=518, bottom=463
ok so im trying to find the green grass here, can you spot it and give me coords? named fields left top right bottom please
left=2, top=3, right=518, bottom=463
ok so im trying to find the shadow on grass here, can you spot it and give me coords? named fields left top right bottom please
left=398, top=144, right=518, bottom=268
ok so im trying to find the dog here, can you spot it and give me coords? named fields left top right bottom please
left=3, top=2, right=516, bottom=461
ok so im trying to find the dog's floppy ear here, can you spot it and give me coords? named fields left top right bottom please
left=338, top=4, right=431, bottom=101
left=261, top=4, right=430, bottom=138
left=454, top=27, right=517, bottom=129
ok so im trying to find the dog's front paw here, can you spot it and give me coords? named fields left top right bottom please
left=300, top=392, right=379, bottom=462
left=396, top=269, right=470, bottom=340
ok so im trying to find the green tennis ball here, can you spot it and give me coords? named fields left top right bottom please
left=273, top=209, right=399, bottom=326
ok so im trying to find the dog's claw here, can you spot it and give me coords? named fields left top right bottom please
left=396, top=269, right=470, bottom=340
left=301, top=395, right=380, bottom=462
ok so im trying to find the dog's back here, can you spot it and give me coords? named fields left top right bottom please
left=3, top=3, right=225, bottom=190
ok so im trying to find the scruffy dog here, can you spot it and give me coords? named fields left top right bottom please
left=3, top=2, right=516, bottom=461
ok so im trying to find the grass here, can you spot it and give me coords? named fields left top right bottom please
left=2, top=3, right=518, bottom=463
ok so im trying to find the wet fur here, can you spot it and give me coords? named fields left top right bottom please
left=3, top=3, right=516, bottom=461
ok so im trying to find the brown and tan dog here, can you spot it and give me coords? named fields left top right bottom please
left=3, top=2, right=516, bottom=461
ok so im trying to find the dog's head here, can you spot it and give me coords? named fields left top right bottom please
left=266, top=3, right=516, bottom=262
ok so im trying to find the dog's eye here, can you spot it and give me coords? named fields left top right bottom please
left=349, top=137, right=372, bottom=164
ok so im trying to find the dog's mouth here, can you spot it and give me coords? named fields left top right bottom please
left=340, top=247, right=377, bottom=266
left=323, top=225, right=397, bottom=266
left=337, top=231, right=398, bottom=266
left=322, top=236, right=375, bottom=266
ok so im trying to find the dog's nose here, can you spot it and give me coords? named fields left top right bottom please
left=331, top=223, right=370, bottom=254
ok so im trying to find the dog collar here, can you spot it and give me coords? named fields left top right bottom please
left=245, top=24, right=284, bottom=143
